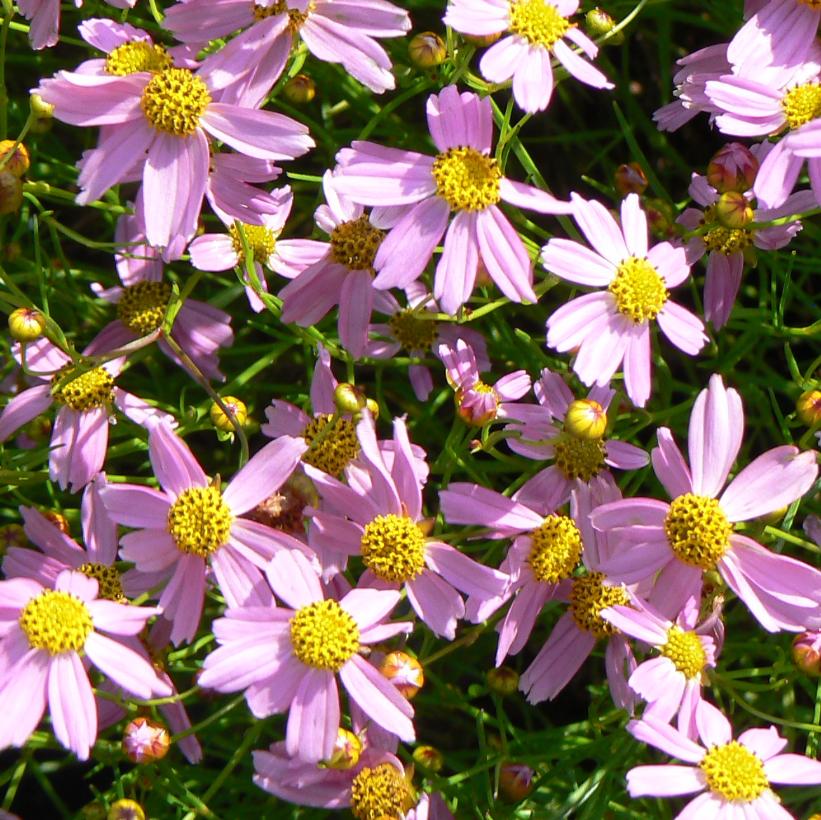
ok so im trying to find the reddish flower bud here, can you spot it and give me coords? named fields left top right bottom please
left=707, top=143, right=759, bottom=193
left=499, top=762, right=534, bottom=802
left=379, top=651, right=424, bottom=699
left=123, top=717, right=171, bottom=763
left=793, top=631, right=821, bottom=676
left=487, top=666, right=519, bottom=696
left=714, top=191, right=754, bottom=229
left=614, top=163, right=647, bottom=196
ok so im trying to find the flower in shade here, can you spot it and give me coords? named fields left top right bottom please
left=627, top=704, right=821, bottom=818
left=591, top=374, right=821, bottom=631
left=0, top=570, right=171, bottom=759
left=99, top=420, right=311, bottom=645
left=444, top=0, right=612, bottom=113
left=306, top=414, right=508, bottom=638
left=332, top=85, right=572, bottom=315
left=199, top=548, right=415, bottom=763
left=543, top=193, right=707, bottom=407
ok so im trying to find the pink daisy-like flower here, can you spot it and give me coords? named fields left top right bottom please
left=503, top=368, right=648, bottom=514
left=543, top=193, right=707, bottom=407
left=591, top=374, right=821, bottom=631
left=99, top=420, right=311, bottom=645
left=0, top=570, right=170, bottom=759
left=199, top=548, right=414, bottom=763
left=306, top=413, right=508, bottom=638
left=0, top=336, right=173, bottom=492
left=627, top=705, right=821, bottom=818
left=444, top=0, right=612, bottom=113
left=332, top=85, right=572, bottom=315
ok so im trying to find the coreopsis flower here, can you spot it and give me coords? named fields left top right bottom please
left=99, top=420, right=311, bottom=644
left=438, top=339, right=531, bottom=426
left=444, top=0, right=612, bottom=113
left=0, top=337, right=173, bottom=492
left=333, top=85, right=572, bottom=315
left=627, top=706, right=821, bottom=818
left=503, top=368, right=648, bottom=514
left=306, top=414, right=508, bottom=638
left=19, top=0, right=137, bottom=50
left=199, top=548, right=414, bottom=762
left=591, top=374, right=821, bottom=631
left=543, top=193, right=707, bottom=407
left=0, top=570, right=170, bottom=759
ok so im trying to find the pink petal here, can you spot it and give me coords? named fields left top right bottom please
left=85, top=632, right=171, bottom=698
left=48, top=652, right=97, bottom=760
left=266, top=549, right=323, bottom=610
left=405, top=570, right=463, bottom=639
left=98, top=484, right=170, bottom=528
left=571, top=193, right=628, bottom=265
left=433, top=208, right=479, bottom=315
left=148, top=421, right=207, bottom=497
left=475, top=205, right=535, bottom=303
left=628, top=716, right=705, bottom=763
left=651, top=428, right=693, bottom=498
left=285, top=668, right=339, bottom=762
left=626, top=765, right=705, bottom=797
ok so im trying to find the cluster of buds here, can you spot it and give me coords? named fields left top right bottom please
left=334, top=382, right=379, bottom=420
left=0, top=139, right=28, bottom=216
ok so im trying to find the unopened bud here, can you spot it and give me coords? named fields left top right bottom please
left=0, top=141, right=30, bottom=178
left=409, top=32, right=446, bottom=69
left=792, top=631, right=821, bottom=676
left=564, top=399, right=607, bottom=440
left=487, top=666, right=519, bottom=696
left=123, top=717, right=170, bottom=763
left=464, top=31, right=501, bottom=48
left=334, top=382, right=366, bottom=414
left=42, top=510, right=70, bottom=534
left=323, top=727, right=362, bottom=770
left=707, top=143, right=759, bottom=193
left=364, top=398, right=380, bottom=419
left=209, top=396, right=247, bottom=432
left=107, top=800, right=145, bottom=820
left=498, top=762, right=534, bottom=802
left=456, top=385, right=499, bottom=426
left=30, top=92, right=54, bottom=119
left=614, top=162, right=647, bottom=196
left=586, top=8, right=623, bottom=44
left=412, top=744, right=444, bottom=772
left=714, top=191, right=754, bottom=229
left=379, top=651, right=424, bottom=699
left=644, top=197, right=675, bottom=238
left=9, top=307, right=46, bottom=342
left=283, top=74, right=316, bottom=104
left=0, top=172, right=23, bottom=215
left=797, top=388, right=821, bottom=427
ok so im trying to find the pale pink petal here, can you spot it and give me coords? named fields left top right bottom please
left=476, top=205, right=535, bottom=303
left=626, top=765, right=705, bottom=797
left=424, top=541, right=507, bottom=600
left=0, top=649, right=48, bottom=747
left=405, top=570, right=463, bottom=639
left=571, top=194, right=628, bottom=264
left=656, top=301, right=708, bottom=355
left=285, top=668, right=339, bottom=762
left=0, top=385, right=53, bottom=442
left=148, top=421, right=207, bottom=497
left=738, top=726, right=788, bottom=761
left=628, top=717, right=706, bottom=763
left=85, top=632, right=171, bottom=698
left=764, top=753, right=821, bottom=785
left=553, top=37, right=612, bottom=90
left=652, top=427, right=694, bottom=498
left=338, top=269, right=374, bottom=358
left=546, top=291, right=614, bottom=352
left=513, top=47, right=553, bottom=113
left=433, top=209, right=479, bottom=315
left=440, top=482, right=542, bottom=533
left=541, top=237, right=615, bottom=286
left=98, top=483, right=170, bottom=528
left=48, top=652, right=97, bottom=759
left=266, top=548, right=323, bottom=610
left=623, top=324, right=652, bottom=408
left=620, top=194, right=648, bottom=257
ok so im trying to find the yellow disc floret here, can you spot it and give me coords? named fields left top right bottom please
left=699, top=741, right=769, bottom=802
left=782, top=82, right=821, bottom=130
left=509, top=0, right=571, bottom=47
left=388, top=310, right=439, bottom=352
left=167, top=486, right=232, bottom=557
left=664, top=493, right=732, bottom=569
left=432, top=146, right=502, bottom=211
left=609, top=256, right=669, bottom=324
left=229, top=223, right=277, bottom=265
left=527, top=515, right=583, bottom=583
left=79, top=562, right=126, bottom=602
left=350, top=763, right=415, bottom=820
left=569, top=572, right=629, bottom=638
left=289, top=599, right=360, bottom=670
left=660, top=626, right=707, bottom=679
left=19, top=589, right=93, bottom=654
left=117, top=281, right=172, bottom=335
left=553, top=434, right=606, bottom=481
left=51, top=365, right=115, bottom=412
left=301, top=414, right=359, bottom=476
left=360, top=514, right=427, bottom=583
left=105, top=41, right=172, bottom=76
left=141, top=68, right=211, bottom=136
left=252, top=0, right=313, bottom=30
left=329, top=215, right=384, bottom=271
left=703, top=224, right=754, bottom=256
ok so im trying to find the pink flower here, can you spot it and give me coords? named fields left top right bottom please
left=199, top=548, right=415, bottom=763
left=591, top=374, right=821, bottom=631
left=627, top=704, right=821, bottom=818
left=444, top=0, right=612, bottom=112
left=333, top=85, right=572, bottom=315
left=0, top=570, right=170, bottom=759
left=18, top=0, right=137, bottom=50
left=543, top=193, right=707, bottom=407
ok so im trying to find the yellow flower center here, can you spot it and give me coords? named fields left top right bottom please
left=329, top=215, right=384, bottom=271
left=105, top=41, right=172, bottom=76
left=703, top=224, right=753, bottom=255
left=388, top=310, right=439, bottom=352
left=699, top=741, right=769, bottom=802
left=301, top=414, right=359, bottom=476
left=664, top=493, right=732, bottom=569
left=800, top=0, right=821, bottom=7
left=608, top=256, right=669, bottom=324
left=19, top=590, right=93, bottom=654
left=432, top=146, right=502, bottom=211
left=167, top=486, right=232, bottom=557
left=350, top=763, right=415, bottom=820
left=117, top=281, right=172, bottom=335
left=569, top=572, right=629, bottom=638
left=553, top=434, right=606, bottom=482
left=782, top=82, right=821, bottom=130
left=289, top=599, right=360, bottom=670
left=527, top=514, right=583, bottom=583
left=79, top=562, right=126, bottom=602
left=229, top=222, right=277, bottom=264
left=141, top=68, right=211, bottom=136
left=252, top=0, right=313, bottom=30
left=660, top=626, right=707, bottom=679
left=51, top=365, right=115, bottom=412
left=508, top=0, right=571, bottom=47
left=360, top=514, right=427, bottom=583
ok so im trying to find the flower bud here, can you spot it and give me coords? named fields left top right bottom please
left=498, top=762, right=534, bottom=802
left=30, top=92, right=54, bottom=119
left=412, top=744, right=444, bottom=772
left=334, top=382, right=366, bottom=414
left=464, top=31, right=502, bottom=47
left=614, top=162, right=647, bottom=196
left=323, top=727, right=362, bottom=770
left=8, top=307, right=46, bottom=342
left=0, top=171, right=23, bottom=215
left=585, top=8, right=623, bottom=43
left=797, top=388, right=821, bottom=427
left=364, top=397, right=380, bottom=419
left=283, top=74, right=316, bottom=104
left=0, top=140, right=30, bottom=178
left=42, top=510, right=70, bottom=534
left=487, top=666, right=519, bottom=696
left=714, top=191, right=754, bottom=229
left=792, top=631, right=821, bottom=676
left=123, top=717, right=171, bottom=763
left=209, top=396, right=247, bottom=431
left=409, top=32, right=446, bottom=69
left=107, top=800, right=145, bottom=820
left=379, top=651, right=424, bottom=699
left=644, top=197, right=675, bottom=238
left=707, top=143, right=759, bottom=193
left=246, top=473, right=316, bottom=534
left=564, top=399, right=607, bottom=440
